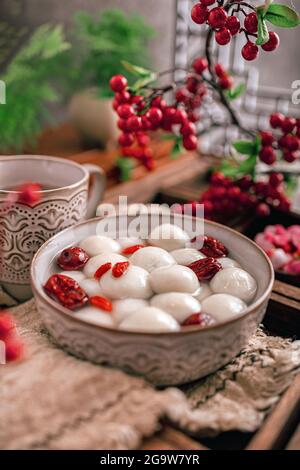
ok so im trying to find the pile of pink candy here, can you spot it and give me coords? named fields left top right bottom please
left=255, top=225, right=300, bottom=275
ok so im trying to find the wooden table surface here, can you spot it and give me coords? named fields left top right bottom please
left=17, top=124, right=300, bottom=450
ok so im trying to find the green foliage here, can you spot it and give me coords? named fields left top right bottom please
left=232, top=137, right=261, bottom=156
left=285, top=174, right=298, bottom=197
left=69, top=9, right=155, bottom=97
left=0, top=9, right=154, bottom=152
left=220, top=136, right=262, bottom=179
left=255, top=2, right=300, bottom=45
left=256, top=9, right=269, bottom=45
left=0, top=25, right=70, bottom=152
left=225, top=83, right=246, bottom=101
left=122, top=61, right=157, bottom=92
left=220, top=154, right=257, bottom=179
left=264, top=3, right=300, bottom=28
left=116, top=157, right=134, bottom=182
left=257, top=2, right=300, bottom=32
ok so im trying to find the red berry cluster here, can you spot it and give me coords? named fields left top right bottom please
left=176, top=56, right=209, bottom=124
left=191, top=2, right=280, bottom=62
left=110, top=71, right=203, bottom=161
left=109, top=59, right=236, bottom=175
left=260, top=113, right=300, bottom=165
left=110, top=75, right=155, bottom=170
left=214, top=63, right=233, bottom=90
left=183, top=171, right=291, bottom=223
left=0, top=312, right=24, bottom=362
left=191, top=3, right=240, bottom=45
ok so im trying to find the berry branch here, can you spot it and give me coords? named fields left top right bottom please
left=109, top=0, right=299, bottom=219
left=204, top=27, right=250, bottom=134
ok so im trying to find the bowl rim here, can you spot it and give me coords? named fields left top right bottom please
left=31, top=215, right=274, bottom=336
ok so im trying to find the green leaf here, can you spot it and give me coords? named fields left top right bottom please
left=256, top=10, right=269, bottom=45
left=116, top=157, right=134, bottom=182
left=0, top=24, right=70, bottom=152
left=171, top=140, right=184, bottom=159
left=121, top=61, right=157, bottom=91
left=254, top=135, right=262, bottom=155
left=233, top=140, right=257, bottom=155
left=71, top=10, right=155, bottom=96
left=131, top=72, right=157, bottom=92
left=265, top=3, right=300, bottom=28
left=220, top=154, right=257, bottom=179
left=161, top=134, right=177, bottom=141
left=262, top=1, right=274, bottom=16
left=226, top=83, right=246, bottom=101
left=121, top=60, right=154, bottom=78
left=285, top=174, right=298, bottom=197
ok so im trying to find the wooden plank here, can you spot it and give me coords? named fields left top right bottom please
left=263, top=293, right=300, bottom=338
left=104, top=155, right=208, bottom=204
left=141, top=426, right=207, bottom=450
left=273, top=280, right=300, bottom=302
left=246, top=375, right=300, bottom=450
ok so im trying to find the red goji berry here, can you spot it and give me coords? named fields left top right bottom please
left=94, top=262, right=112, bottom=280
left=182, top=312, right=215, bottom=327
left=112, top=261, right=130, bottom=278
left=121, top=244, right=144, bottom=255
left=90, top=296, right=113, bottom=312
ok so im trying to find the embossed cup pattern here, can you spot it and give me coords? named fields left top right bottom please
left=0, top=155, right=105, bottom=301
left=0, top=187, right=87, bottom=287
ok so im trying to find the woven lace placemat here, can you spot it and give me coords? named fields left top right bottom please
left=1, top=298, right=300, bottom=450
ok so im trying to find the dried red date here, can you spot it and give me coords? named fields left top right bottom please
left=57, top=247, right=89, bottom=270
left=192, top=235, right=228, bottom=257
left=182, top=312, right=215, bottom=327
left=44, top=274, right=88, bottom=310
left=188, top=257, right=222, bottom=281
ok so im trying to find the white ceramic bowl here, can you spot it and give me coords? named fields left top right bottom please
left=31, top=215, right=274, bottom=386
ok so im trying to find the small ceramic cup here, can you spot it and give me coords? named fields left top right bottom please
left=0, top=155, right=105, bottom=301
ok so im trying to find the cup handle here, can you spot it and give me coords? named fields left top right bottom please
left=83, top=164, right=106, bottom=219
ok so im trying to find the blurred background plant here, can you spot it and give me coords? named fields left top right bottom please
left=68, top=9, right=154, bottom=98
left=67, top=9, right=155, bottom=147
left=0, top=24, right=70, bottom=153
left=0, top=8, right=154, bottom=152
